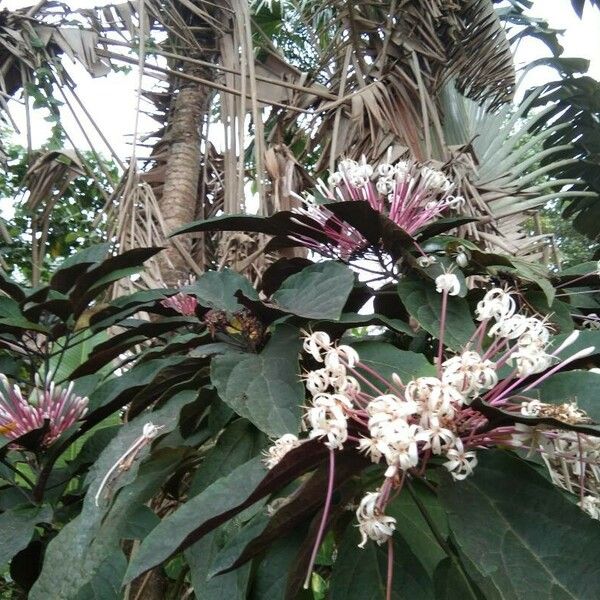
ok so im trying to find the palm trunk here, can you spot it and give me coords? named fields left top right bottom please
left=158, top=65, right=211, bottom=286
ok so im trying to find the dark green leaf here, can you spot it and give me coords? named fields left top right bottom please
left=0, top=505, right=52, bottom=567
left=186, top=527, right=252, bottom=600
left=526, top=292, right=574, bottom=334
left=433, top=557, right=482, bottom=600
left=417, top=217, right=479, bottom=241
left=271, top=261, right=354, bottom=320
left=439, top=451, right=600, bottom=599
left=189, top=419, right=266, bottom=496
left=211, top=324, right=304, bottom=436
left=397, top=279, right=475, bottom=349
left=30, top=393, right=193, bottom=600
left=250, top=531, right=307, bottom=600
left=352, top=341, right=436, bottom=386
left=387, top=483, right=447, bottom=576
left=49, top=243, right=111, bottom=293
left=329, top=526, right=434, bottom=599
left=124, top=457, right=268, bottom=584
left=527, top=370, right=600, bottom=421
left=186, top=269, right=259, bottom=312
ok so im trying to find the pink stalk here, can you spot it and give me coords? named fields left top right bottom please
left=386, top=537, right=394, bottom=600
left=353, top=361, right=402, bottom=395
left=303, top=449, right=336, bottom=590
left=482, top=337, right=508, bottom=362
left=578, top=434, right=585, bottom=505
left=465, top=319, right=488, bottom=349
left=437, top=290, right=449, bottom=375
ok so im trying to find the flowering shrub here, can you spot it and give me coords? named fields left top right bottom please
left=0, top=166, right=599, bottom=598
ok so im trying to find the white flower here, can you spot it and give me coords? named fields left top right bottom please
left=489, top=314, right=530, bottom=339
left=435, top=273, right=461, bottom=296
left=475, top=288, right=516, bottom=321
left=305, top=394, right=350, bottom=450
left=328, top=172, right=343, bottom=186
left=510, top=423, right=552, bottom=456
left=367, top=394, right=418, bottom=423
left=416, top=255, right=437, bottom=267
left=520, top=399, right=542, bottom=416
left=455, top=251, right=469, bottom=268
left=517, top=317, right=551, bottom=349
left=356, top=491, right=397, bottom=548
left=379, top=423, right=428, bottom=471
left=420, top=166, right=452, bottom=193
left=405, top=377, right=464, bottom=418
left=304, top=368, right=331, bottom=396
left=376, top=177, right=394, bottom=195
left=394, top=160, right=411, bottom=178
left=324, top=344, right=360, bottom=369
left=377, top=162, right=395, bottom=177
left=582, top=314, right=600, bottom=330
left=358, top=436, right=383, bottom=463
left=420, top=415, right=456, bottom=455
left=442, top=351, right=498, bottom=397
left=443, top=439, right=477, bottom=480
left=509, top=347, right=553, bottom=377
left=263, top=434, right=302, bottom=469
left=580, top=495, right=600, bottom=520
left=302, top=331, right=331, bottom=362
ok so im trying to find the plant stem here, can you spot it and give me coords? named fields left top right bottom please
left=303, top=448, right=336, bottom=589
left=437, top=290, right=448, bottom=375
left=386, top=537, right=394, bottom=600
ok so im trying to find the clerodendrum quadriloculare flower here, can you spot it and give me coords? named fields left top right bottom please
left=263, top=288, right=599, bottom=594
left=0, top=374, right=88, bottom=446
left=288, top=157, right=464, bottom=263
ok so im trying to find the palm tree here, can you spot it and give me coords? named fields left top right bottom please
left=1, top=0, right=598, bottom=276
left=1, top=2, right=599, bottom=597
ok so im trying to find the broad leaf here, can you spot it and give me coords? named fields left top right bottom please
left=186, top=526, right=252, bottom=600
left=387, top=482, right=447, bottom=577
left=189, top=419, right=266, bottom=496
left=125, top=440, right=329, bottom=584
left=250, top=531, right=308, bottom=600
left=352, top=341, right=436, bottom=386
left=211, top=324, right=303, bottom=436
left=0, top=505, right=52, bottom=567
left=185, top=269, right=259, bottom=312
left=329, top=526, right=434, bottom=599
left=397, top=279, right=475, bottom=349
left=271, top=261, right=354, bottom=320
left=30, top=393, right=195, bottom=600
left=439, top=451, right=600, bottom=599
left=124, top=456, right=268, bottom=584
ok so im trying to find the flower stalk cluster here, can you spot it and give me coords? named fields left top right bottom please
left=289, top=158, right=464, bottom=260
left=263, top=287, right=599, bottom=592
left=0, top=375, right=88, bottom=446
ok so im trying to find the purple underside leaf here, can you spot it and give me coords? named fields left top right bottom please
left=124, top=439, right=330, bottom=584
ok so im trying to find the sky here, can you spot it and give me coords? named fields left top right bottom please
left=2, top=0, right=600, bottom=171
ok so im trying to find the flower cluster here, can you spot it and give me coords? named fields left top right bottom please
left=160, top=292, right=198, bottom=316
left=289, top=157, right=464, bottom=260
left=264, top=287, right=599, bottom=553
left=0, top=375, right=88, bottom=446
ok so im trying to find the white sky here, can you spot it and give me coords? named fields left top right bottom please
left=2, top=0, right=600, bottom=167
